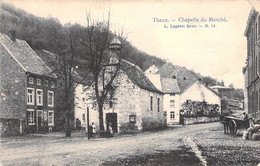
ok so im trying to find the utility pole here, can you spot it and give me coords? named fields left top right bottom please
left=87, top=107, right=90, bottom=140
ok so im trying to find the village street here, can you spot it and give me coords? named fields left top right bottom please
left=1, top=122, right=259, bottom=166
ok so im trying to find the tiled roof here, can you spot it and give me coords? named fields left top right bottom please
left=0, top=33, right=56, bottom=78
left=175, top=67, right=197, bottom=93
left=160, top=77, right=180, bottom=94
left=156, top=62, right=176, bottom=77
left=36, top=49, right=92, bottom=86
left=121, top=59, right=162, bottom=93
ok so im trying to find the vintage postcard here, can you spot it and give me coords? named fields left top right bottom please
left=0, top=0, right=260, bottom=165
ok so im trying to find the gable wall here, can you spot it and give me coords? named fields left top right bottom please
left=180, top=82, right=221, bottom=108
left=0, top=45, right=26, bottom=120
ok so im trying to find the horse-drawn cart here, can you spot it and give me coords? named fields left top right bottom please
left=221, top=116, right=249, bottom=135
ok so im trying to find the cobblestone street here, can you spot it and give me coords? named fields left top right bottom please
left=1, top=122, right=259, bottom=166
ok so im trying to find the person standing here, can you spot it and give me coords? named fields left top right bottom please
left=92, top=122, right=96, bottom=138
left=109, top=122, right=113, bottom=136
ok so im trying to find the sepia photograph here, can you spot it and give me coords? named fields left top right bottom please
left=0, top=0, right=260, bottom=165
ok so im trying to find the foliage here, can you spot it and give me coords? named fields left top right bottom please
left=181, top=100, right=220, bottom=117
left=0, top=3, right=165, bottom=72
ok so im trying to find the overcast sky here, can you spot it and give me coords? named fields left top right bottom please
left=3, top=0, right=260, bottom=88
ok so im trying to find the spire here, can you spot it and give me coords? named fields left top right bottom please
left=109, top=35, right=121, bottom=52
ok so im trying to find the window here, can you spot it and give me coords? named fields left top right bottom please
left=37, top=79, right=41, bottom=85
left=259, top=17, right=260, bottom=37
left=36, top=89, right=43, bottom=106
left=27, top=109, right=35, bottom=125
left=48, top=91, right=54, bottom=107
left=82, top=113, right=86, bottom=123
left=44, top=80, right=48, bottom=87
left=27, top=88, right=34, bottom=105
left=256, top=22, right=258, bottom=40
left=48, top=110, right=54, bottom=126
left=170, top=94, right=175, bottom=96
left=28, top=77, right=33, bottom=84
left=150, top=96, right=153, bottom=111
left=170, top=111, right=175, bottom=119
left=170, top=100, right=175, bottom=108
left=157, top=98, right=160, bottom=112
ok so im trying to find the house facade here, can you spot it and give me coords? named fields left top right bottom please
left=0, top=32, right=56, bottom=135
left=244, top=9, right=260, bottom=121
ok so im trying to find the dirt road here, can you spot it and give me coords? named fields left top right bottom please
left=0, top=122, right=227, bottom=165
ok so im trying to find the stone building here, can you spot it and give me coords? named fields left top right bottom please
left=0, top=32, right=57, bottom=135
left=244, top=8, right=260, bottom=121
left=83, top=37, right=165, bottom=134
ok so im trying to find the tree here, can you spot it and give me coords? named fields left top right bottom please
left=202, top=76, right=217, bottom=87
left=46, top=20, right=90, bottom=137
left=80, top=12, right=127, bottom=132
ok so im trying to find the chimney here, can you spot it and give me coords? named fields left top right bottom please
left=8, top=30, right=16, bottom=42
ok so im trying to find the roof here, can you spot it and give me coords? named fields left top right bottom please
left=210, top=85, right=234, bottom=90
left=244, top=9, right=259, bottom=36
left=36, top=49, right=92, bottom=86
left=121, top=59, right=162, bottom=93
left=156, top=62, right=177, bottom=77
left=180, top=81, right=220, bottom=97
left=160, top=77, right=180, bottom=94
left=110, top=36, right=121, bottom=45
left=175, top=67, right=198, bottom=93
left=0, top=33, right=56, bottom=78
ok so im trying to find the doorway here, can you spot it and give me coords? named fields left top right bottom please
left=37, top=110, right=43, bottom=132
left=106, top=113, right=118, bottom=133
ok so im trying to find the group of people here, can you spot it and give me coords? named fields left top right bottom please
left=241, top=112, right=260, bottom=140
left=75, top=118, right=115, bottom=138
left=89, top=122, right=114, bottom=138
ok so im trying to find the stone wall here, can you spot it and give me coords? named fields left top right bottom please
left=0, top=45, right=26, bottom=135
left=140, top=89, right=165, bottom=131
left=184, top=116, right=219, bottom=125
left=0, top=118, right=24, bottom=136
left=109, top=72, right=142, bottom=133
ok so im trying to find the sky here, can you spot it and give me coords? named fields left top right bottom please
left=2, top=0, right=260, bottom=88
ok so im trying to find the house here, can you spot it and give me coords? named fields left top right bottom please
left=0, top=31, right=57, bottom=135
left=82, top=37, right=165, bottom=134
left=145, top=63, right=221, bottom=124
left=35, top=49, right=93, bottom=131
left=210, top=85, right=234, bottom=99
left=179, top=81, right=221, bottom=114
left=244, top=8, right=260, bottom=121
left=73, top=71, right=92, bottom=130
left=160, top=77, right=181, bottom=124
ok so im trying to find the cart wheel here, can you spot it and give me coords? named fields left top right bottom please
left=229, top=120, right=237, bottom=135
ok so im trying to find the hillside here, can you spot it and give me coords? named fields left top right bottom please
left=0, top=3, right=244, bottom=100
left=0, top=3, right=165, bottom=71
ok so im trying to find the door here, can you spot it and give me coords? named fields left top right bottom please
left=37, top=110, right=43, bottom=132
left=106, top=113, right=118, bottom=133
